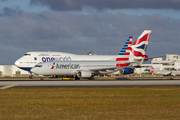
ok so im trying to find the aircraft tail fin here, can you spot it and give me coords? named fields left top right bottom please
left=115, top=36, right=133, bottom=67
left=149, top=65, right=157, bottom=73
left=87, top=52, right=92, bottom=55
left=130, top=30, right=151, bottom=58
left=118, top=36, right=133, bottom=56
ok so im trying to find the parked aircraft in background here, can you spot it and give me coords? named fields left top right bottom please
left=171, top=71, right=180, bottom=76
left=87, top=52, right=92, bottom=55
left=149, top=65, right=171, bottom=76
left=149, top=65, right=180, bottom=76
left=31, top=30, right=153, bottom=80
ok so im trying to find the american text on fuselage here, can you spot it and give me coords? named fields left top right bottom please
left=55, top=63, right=81, bottom=69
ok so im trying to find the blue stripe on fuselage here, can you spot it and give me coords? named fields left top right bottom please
left=19, top=67, right=32, bottom=72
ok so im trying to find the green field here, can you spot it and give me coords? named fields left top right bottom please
left=0, top=87, right=180, bottom=120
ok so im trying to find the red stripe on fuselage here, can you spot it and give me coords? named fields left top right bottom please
left=116, top=64, right=129, bottom=67
left=116, top=58, right=129, bottom=61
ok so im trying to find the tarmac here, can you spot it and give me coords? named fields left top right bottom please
left=0, top=77, right=180, bottom=89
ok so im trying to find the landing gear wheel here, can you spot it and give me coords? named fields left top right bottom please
left=41, top=77, right=44, bottom=80
left=29, top=75, right=34, bottom=79
left=89, top=76, right=94, bottom=80
left=75, top=75, right=80, bottom=80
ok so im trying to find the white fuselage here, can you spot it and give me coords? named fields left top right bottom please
left=171, top=71, right=180, bottom=76
left=15, top=51, right=137, bottom=71
left=31, top=61, right=122, bottom=76
left=152, top=70, right=171, bottom=75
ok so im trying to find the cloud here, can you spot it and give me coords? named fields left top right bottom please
left=0, top=6, right=180, bottom=64
left=0, top=0, right=8, bottom=2
left=30, top=0, right=180, bottom=11
left=0, top=6, right=23, bottom=16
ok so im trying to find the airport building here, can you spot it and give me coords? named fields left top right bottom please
left=0, top=65, right=29, bottom=77
left=134, top=54, right=180, bottom=75
left=151, top=54, right=180, bottom=71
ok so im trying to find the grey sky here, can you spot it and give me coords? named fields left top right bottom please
left=30, top=0, right=180, bottom=11
left=0, top=0, right=180, bottom=64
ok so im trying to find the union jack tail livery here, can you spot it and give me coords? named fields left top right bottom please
left=130, top=30, right=151, bottom=58
left=149, top=65, right=157, bottom=73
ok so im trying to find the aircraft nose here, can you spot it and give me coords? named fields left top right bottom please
left=15, top=60, right=20, bottom=66
left=30, top=68, right=35, bottom=73
left=30, top=67, right=39, bottom=74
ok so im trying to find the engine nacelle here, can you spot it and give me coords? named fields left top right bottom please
left=123, top=68, right=134, bottom=75
left=77, top=71, right=92, bottom=78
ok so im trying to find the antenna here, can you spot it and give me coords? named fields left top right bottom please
left=83, top=50, right=88, bottom=55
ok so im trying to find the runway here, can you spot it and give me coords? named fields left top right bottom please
left=1, top=78, right=180, bottom=88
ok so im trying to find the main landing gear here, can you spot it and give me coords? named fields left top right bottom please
left=75, top=75, right=80, bottom=80
left=89, top=76, right=94, bottom=80
left=74, top=75, right=95, bottom=80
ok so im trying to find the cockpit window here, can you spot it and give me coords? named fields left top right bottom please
left=35, top=65, right=42, bottom=67
left=24, top=54, right=31, bottom=56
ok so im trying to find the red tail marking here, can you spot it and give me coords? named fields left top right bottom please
left=127, top=47, right=131, bottom=50
left=149, top=65, right=157, bottom=73
left=133, top=33, right=151, bottom=45
left=128, top=41, right=132, bottom=44
left=124, top=52, right=130, bottom=55
left=129, top=47, right=148, bottom=58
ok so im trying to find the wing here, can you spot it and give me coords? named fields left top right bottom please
left=88, top=66, right=136, bottom=75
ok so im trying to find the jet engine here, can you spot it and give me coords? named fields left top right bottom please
left=120, top=68, right=134, bottom=75
left=77, top=71, right=92, bottom=78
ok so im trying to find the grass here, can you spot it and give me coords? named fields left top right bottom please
left=0, top=87, right=180, bottom=120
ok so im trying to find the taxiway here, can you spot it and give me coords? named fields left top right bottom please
left=1, top=78, right=180, bottom=89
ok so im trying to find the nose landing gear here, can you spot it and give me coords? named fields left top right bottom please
left=29, top=75, right=34, bottom=79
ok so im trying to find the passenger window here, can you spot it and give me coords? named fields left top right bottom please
left=24, top=54, right=31, bottom=56
left=35, top=65, right=42, bottom=67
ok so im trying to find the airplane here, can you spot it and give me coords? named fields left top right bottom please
left=149, top=65, right=171, bottom=76
left=31, top=59, right=136, bottom=80
left=87, top=52, right=92, bottom=55
left=14, top=32, right=134, bottom=78
left=171, top=71, right=180, bottom=76
left=30, top=30, right=153, bottom=80
left=15, top=30, right=153, bottom=79
left=149, top=65, right=180, bottom=76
